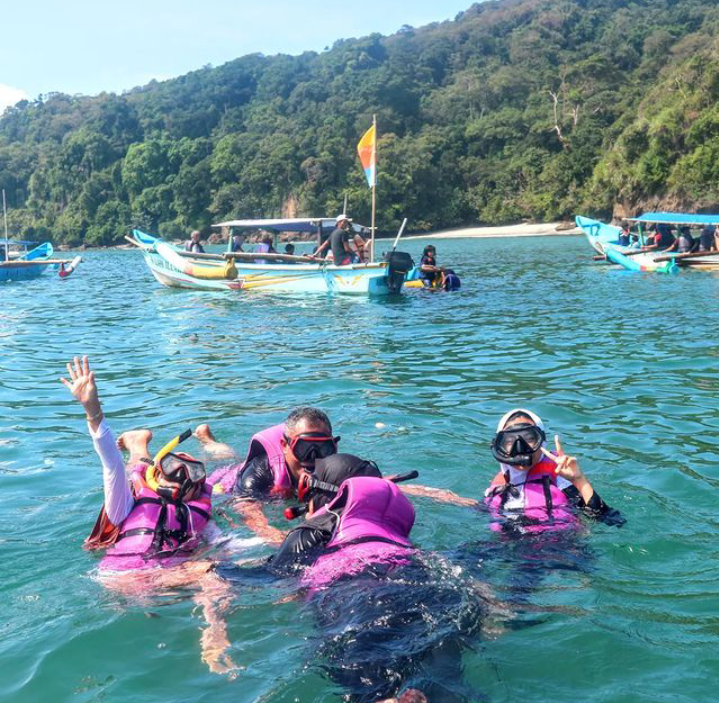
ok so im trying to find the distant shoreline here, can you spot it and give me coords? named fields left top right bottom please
left=408, top=222, right=581, bottom=240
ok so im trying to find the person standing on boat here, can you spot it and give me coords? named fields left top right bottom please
left=312, top=215, right=354, bottom=265
left=185, top=230, right=205, bottom=254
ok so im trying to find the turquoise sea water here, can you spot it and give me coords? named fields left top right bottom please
left=1, top=234, right=718, bottom=703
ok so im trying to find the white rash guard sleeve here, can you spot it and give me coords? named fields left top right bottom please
left=88, top=418, right=135, bottom=527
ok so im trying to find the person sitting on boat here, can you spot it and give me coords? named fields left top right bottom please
left=231, top=233, right=245, bottom=253
left=352, top=231, right=371, bottom=263
left=440, top=268, right=461, bottom=291
left=699, top=224, right=718, bottom=252
left=284, top=243, right=295, bottom=256
left=645, top=223, right=675, bottom=250
left=195, top=407, right=339, bottom=542
left=419, top=245, right=440, bottom=287
left=617, top=222, right=632, bottom=247
left=185, top=230, right=205, bottom=254
left=312, top=214, right=354, bottom=265
left=663, top=226, right=696, bottom=254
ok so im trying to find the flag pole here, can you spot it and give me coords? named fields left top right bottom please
left=370, top=114, right=377, bottom=263
left=2, top=189, right=9, bottom=262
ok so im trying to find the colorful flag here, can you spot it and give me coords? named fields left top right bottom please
left=357, top=124, right=376, bottom=188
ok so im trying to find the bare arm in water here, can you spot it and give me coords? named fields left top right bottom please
left=399, top=484, right=478, bottom=507
left=233, top=499, right=287, bottom=544
left=195, top=423, right=286, bottom=544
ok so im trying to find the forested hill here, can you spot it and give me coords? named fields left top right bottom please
left=2, top=0, right=719, bottom=245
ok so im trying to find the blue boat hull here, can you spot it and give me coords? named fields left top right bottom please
left=0, top=262, right=51, bottom=282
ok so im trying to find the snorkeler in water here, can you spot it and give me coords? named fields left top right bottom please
left=237, top=454, right=489, bottom=702
left=401, top=408, right=624, bottom=531
left=60, top=356, right=238, bottom=674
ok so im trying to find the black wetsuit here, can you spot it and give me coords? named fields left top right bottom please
left=234, top=454, right=297, bottom=497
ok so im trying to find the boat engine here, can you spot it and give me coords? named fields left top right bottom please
left=385, top=251, right=414, bottom=293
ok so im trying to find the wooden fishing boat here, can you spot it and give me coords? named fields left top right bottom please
left=0, top=191, right=81, bottom=282
left=0, top=240, right=81, bottom=282
left=576, top=215, right=628, bottom=255
left=577, top=212, right=719, bottom=272
left=129, top=222, right=413, bottom=295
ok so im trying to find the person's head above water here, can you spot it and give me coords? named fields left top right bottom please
left=490, top=408, right=547, bottom=471
left=281, top=406, right=338, bottom=476
left=298, top=453, right=383, bottom=511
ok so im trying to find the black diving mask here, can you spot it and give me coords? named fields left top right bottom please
left=159, top=452, right=206, bottom=483
left=490, top=423, right=546, bottom=467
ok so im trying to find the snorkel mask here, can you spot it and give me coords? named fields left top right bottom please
left=284, top=432, right=339, bottom=468
left=491, top=422, right=546, bottom=467
left=145, top=429, right=206, bottom=500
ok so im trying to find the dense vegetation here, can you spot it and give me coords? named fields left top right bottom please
left=2, top=0, right=719, bottom=245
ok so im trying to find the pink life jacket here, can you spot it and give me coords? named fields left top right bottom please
left=302, top=477, right=416, bottom=589
left=485, top=455, right=578, bottom=534
left=99, top=465, right=212, bottom=571
left=208, top=423, right=293, bottom=497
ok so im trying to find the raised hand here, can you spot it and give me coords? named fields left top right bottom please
left=60, top=355, right=103, bottom=426
left=541, top=435, right=584, bottom=483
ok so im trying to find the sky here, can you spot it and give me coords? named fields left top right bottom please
left=0, top=0, right=475, bottom=112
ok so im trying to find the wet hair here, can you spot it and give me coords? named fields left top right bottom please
left=423, top=245, right=436, bottom=255
left=286, top=406, right=332, bottom=434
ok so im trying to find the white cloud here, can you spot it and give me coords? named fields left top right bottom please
left=0, top=84, right=28, bottom=113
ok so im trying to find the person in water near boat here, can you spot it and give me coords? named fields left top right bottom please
left=440, top=268, right=461, bottom=291
left=185, top=230, right=205, bottom=254
left=419, top=245, right=440, bottom=287
left=60, top=355, right=239, bottom=674
left=196, top=407, right=339, bottom=542
left=401, top=408, right=623, bottom=531
left=312, top=214, right=354, bottom=265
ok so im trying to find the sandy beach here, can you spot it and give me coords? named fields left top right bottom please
left=412, top=222, right=581, bottom=240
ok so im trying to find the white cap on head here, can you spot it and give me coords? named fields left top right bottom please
left=496, top=408, right=544, bottom=432
left=336, top=214, right=351, bottom=223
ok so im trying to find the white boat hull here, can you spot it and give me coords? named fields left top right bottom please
left=142, top=251, right=396, bottom=294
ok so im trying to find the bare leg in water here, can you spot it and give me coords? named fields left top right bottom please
left=194, top=424, right=237, bottom=460
left=117, top=429, right=153, bottom=468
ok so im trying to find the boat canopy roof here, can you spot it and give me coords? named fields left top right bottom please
left=628, top=212, right=719, bottom=226
left=213, top=217, right=368, bottom=233
left=2, top=239, right=37, bottom=246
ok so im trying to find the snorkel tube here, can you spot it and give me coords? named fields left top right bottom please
left=145, top=428, right=193, bottom=498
